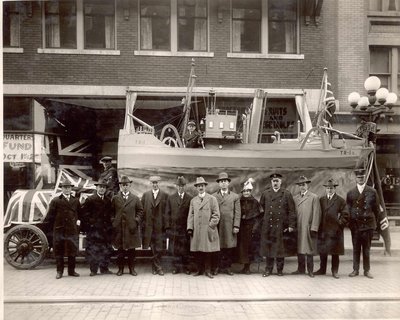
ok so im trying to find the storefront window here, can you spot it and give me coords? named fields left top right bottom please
left=4, top=98, right=33, bottom=131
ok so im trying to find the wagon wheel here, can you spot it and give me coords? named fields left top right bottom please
left=4, top=225, right=49, bottom=269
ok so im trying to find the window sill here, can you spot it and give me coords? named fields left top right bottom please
left=37, top=48, right=120, bottom=55
left=3, top=47, right=24, bottom=53
left=227, top=52, right=304, bottom=60
left=134, top=50, right=214, bottom=57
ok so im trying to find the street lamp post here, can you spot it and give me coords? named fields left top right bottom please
left=348, top=76, right=397, bottom=144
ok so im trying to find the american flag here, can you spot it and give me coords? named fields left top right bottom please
left=4, top=169, right=96, bottom=228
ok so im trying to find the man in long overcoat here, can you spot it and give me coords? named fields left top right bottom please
left=187, top=177, right=220, bottom=279
left=44, top=180, right=81, bottom=279
left=292, top=176, right=321, bottom=277
left=315, top=178, right=349, bottom=279
left=141, top=175, right=169, bottom=275
left=112, top=176, right=143, bottom=276
left=347, top=168, right=385, bottom=279
left=259, top=173, right=296, bottom=277
left=213, top=172, right=241, bottom=275
left=99, top=156, right=119, bottom=197
left=165, top=176, right=193, bottom=274
left=81, top=179, right=113, bottom=276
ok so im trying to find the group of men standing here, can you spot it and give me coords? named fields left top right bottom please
left=44, top=156, right=386, bottom=280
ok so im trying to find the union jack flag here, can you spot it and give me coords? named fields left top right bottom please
left=4, top=169, right=96, bottom=228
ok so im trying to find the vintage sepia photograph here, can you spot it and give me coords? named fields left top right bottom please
left=2, top=0, right=400, bottom=319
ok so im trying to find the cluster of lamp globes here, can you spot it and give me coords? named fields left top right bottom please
left=348, top=76, right=398, bottom=120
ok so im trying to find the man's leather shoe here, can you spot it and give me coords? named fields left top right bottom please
left=116, top=269, right=123, bottom=276
left=211, top=270, right=218, bottom=276
left=100, top=269, right=113, bottom=275
left=192, top=271, right=202, bottom=277
left=277, top=271, right=283, bottom=276
left=157, top=269, right=164, bottom=276
left=172, top=269, right=179, bottom=274
left=184, top=269, right=191, bottom=275
left=262, top=270, right=271, bottom=277
left=364, top=271, right=373, bottom=279
left=56, top=272, right=63, bottom=279
left=291, top=270, right=305, bottom=275
left=308, top=272, right=314, bottom=278
left=332, top=272, right=339, bottom=279
left=68, top=272, right=80, bottom=277
left=224, top=269, right=234, bottom=276
left=129, top=269, right=137, bottom=276
left=314, top=269, right=326, bottom=275
left=205, top=272, right=214, bottom=279
left=348, top=270, right=359, bottom=277
left=90, top=272, right=97, bottom=277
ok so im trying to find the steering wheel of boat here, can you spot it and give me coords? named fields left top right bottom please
left=162, top=137, right=179, bottom=147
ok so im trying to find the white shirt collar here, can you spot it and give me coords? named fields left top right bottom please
left=198, top=192, right=205, bottom=198
left=273, top=188, right=280, bottom=192
left=357, top=184, right=366, bottom=194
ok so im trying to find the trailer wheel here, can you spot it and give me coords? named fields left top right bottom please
left=4, top=225, right=49, bottom=269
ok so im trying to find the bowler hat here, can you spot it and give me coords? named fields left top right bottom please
left=295, top=176, right=311, bottom=185
left=194, top=177, right=208, bottom=186
left=188, top=120, right=196, bottom=126
left=94, top=179, right=108, bottom=186
left=59, top=180, right=73, bottom=187
left=354, top=169, right=366, bottom=177
left=149, top=175, right=161, bottom=182
left=100, top=156, right=113, bottom=163
left=270, top=173, right=282, bottom=180
left=323, top=178, right=338, bottom=187
left=176, top=176, right=187, bottom=186
left=216, top=172, right=231, bottom=182
left=118, top=176, right=132, bottom=184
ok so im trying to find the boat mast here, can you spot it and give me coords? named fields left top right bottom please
left=181, top=59, right=197, bottom=137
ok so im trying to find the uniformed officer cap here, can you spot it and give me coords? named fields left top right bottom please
left=188, top=120, right=196, bottom=126
left=100, top=156, right=113, bottom=163
left=270, top=173, right=282, bottom=180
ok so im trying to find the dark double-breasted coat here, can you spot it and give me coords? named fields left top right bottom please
left=318, top=194, right=349, bottom=255
left=187, top=193, right=220, bottom=252
left=259, top=188, right=297, bottom=257
left=111, top=192, right=143, bottom=250
left=294, top=191, right=321, bottom=255
left=141, top=190, right=168, bottom=250
left=346, top=185, right=382, bottom=232
left=44, top=194, right=81, bottom=257
left=165, top=192, right=193, bottom=256
left=212, top=190, right=241, bottom=249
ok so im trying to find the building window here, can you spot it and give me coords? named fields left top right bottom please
left=370, top=46, right=400, bottom=95
left=231, top=0, right=298, bottom=54
left=178, top=0, right=207, bottom=51
left=44, top=0, right=115, bottom=50
left=3, top=1, right=21, bottom=47
left=84, top=0, right=115, bottom=49
left=139, top=0, right=209, bottom=52
left=369, top=0, right=400, bottom=11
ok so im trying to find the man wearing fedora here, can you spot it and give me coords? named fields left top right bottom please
left=141, top=175, right=169, bottom=275
left=99, top=156, right=119, bottom=196
left=44, top=180, right=81, bottom=279
left=187, top=177, right=220, bottom=279
left=259, top=173, right=296, bottom=277
left=111, top=176, right=143, bottom=276
left=81, top=179, right=113, bottom=276
left=183, top=120, right=204, bottom=148
left=213, top=172, right=241, bottom=275
left=165, top=176, right=193, bottom=274
left=315, top=179, right=349, bottom=279
left=292, top=176, right=321, bottom=277
left=347, top=168, right=383, bottom=279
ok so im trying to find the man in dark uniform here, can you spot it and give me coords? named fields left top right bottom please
left=259, top=173, right=296, bottom=277
left=112, top=176, right=143, bottom=276
left=315, top=178, right=349, bottom=279
left=183, top=120, right=203, bottom=148
left=44, top=180, right=81, bottom=279
left=165, top=176, right=193, bottom=274
left=99, top=156, right=119, bottom=197
left=141, top=175, right=169, bottom=275
left=347, top=169, right=383, bottom=279
left=81, top=179, right=113, bottom=276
